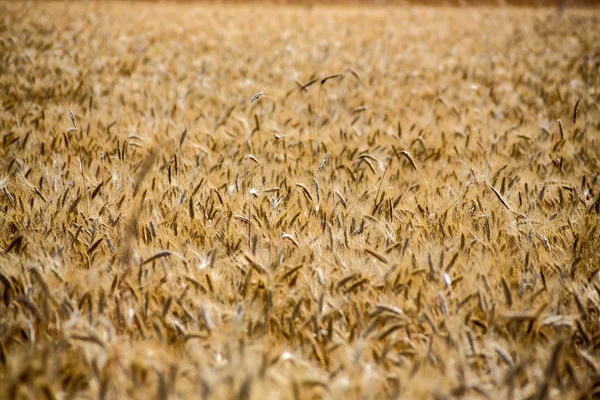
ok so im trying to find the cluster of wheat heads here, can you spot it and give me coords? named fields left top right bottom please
left=1, top=2, right=600, bottom=399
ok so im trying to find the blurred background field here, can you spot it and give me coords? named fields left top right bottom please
left=122, top=0, right=599, bottom=4
left=133, top=0, right=599, bottom=5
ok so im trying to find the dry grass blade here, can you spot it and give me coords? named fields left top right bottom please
left=558, top=119, right=564, bottom=140
left=179, top=126, right=188, bottom=149
left=244, top=154, right=259, bottom=164
left=244, top=253, right=267, bottom=275
left=141, top=251, right=174, bottom=265
left=298, top=78, right=318, bottom=92
left=317, top=152, right=331, bottom=173
left=372, top=158, right=391, bottom=214
left=375, top=304, right=403, bottom=316
left=399, top=150, right=417, bottom=171
left=501, top=277, right=512, bottom=307
left=489, top=185, right=511, bottom=211
left=69, top=108, right=77, bottom=129
left=68, top=195, right=82, bottom=214
left=296, top=183, right=313, bottom=202
left=364, top=248, right=388, bottom=264
left=494, top=345, right=514, bottom=368
left=71, top=333, right=106, bottom=349
left=250, top=83, right=268, bottom=103
left=321, top=74, right=343, bottom=85
left=282, top=233, right=299, bottom=248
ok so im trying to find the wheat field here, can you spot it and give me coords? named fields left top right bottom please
left=1, top=2, right=600, bottom=399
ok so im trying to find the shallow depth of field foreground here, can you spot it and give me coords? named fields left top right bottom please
left=1, top=2, right=600, bottom=399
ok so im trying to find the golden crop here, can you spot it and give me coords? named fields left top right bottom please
left=1, top=2, right=599, bottom=399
